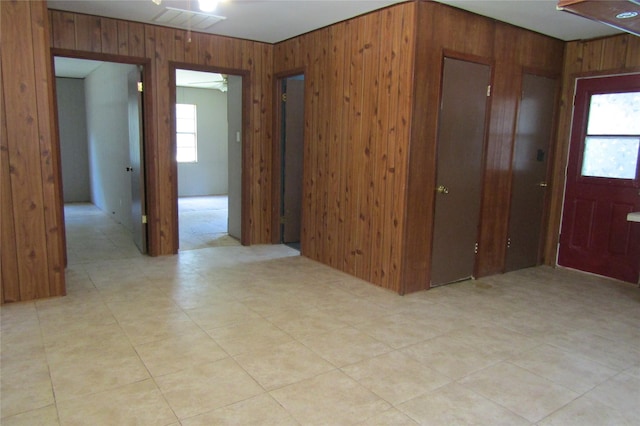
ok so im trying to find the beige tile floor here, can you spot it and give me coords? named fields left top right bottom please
left=1, top=204, right=639, bottom=425
left=178, top=196, right=240, bottom=251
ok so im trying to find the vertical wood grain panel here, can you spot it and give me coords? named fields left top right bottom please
left=370, top=8, right=395, bottom=286
left=100, top=17, right=118, bottom=55
left=476, top=24, right=519, bottom=277
left=338, top=21, right=353, bottom=273
left=117, top=20, right=129, bottom=55
left=625, top=35, right=640, bottom=67
left=344, top=19, right=365, bottom=275
left=401, top=1, right=438, bottom=293
left=0, top=46, right=21, bottom=302
left=391, top=4, right=415, bottom=293
left=128, top=21, right=145, bottom=57
left=154, top=26, right=177, bottom=253
left=326, top=24, right=346, bottom=268
left=49, top=11, right=76, bottom=49
left=274, top=3, right=416, bottom=292
left=174, top=30, right=186, bottom=63
left=74, top=13, right=101, bottom=52
left=355, top=13, right=382, bottom=279
left=260, top=43, right=274, bottom=243
left=2, top=0, right=51, bottom=300
left=31, top=0, right=66, bottom=297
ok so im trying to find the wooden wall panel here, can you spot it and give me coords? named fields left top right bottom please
left=74, top=13, right=101, bottom=52
left=1, top=1, right=64, bottom=302
left=274, top=3, right=416, bottom=293
left=545, top=34, right=640, bottom=265
left=49, top=11, right=75, bottom=49
left=1, top=42, right=21, bottom=302
left=2, top=6, right=275, bottom=302
left=31, top=0, right=66, bottom=297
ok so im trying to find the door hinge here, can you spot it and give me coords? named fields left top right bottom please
left=280, top=215, right=286, bottom=224
left=282, top=93, right=287, bottom=102
left=474, top=242, right=479, bottom=254
left=142, top=215, right=148, bottom=224
left=486, top=85, right=491, bottom=97
left=137, top=81, right=143, bottom=92
left=507, top=237, right=511, bottom=249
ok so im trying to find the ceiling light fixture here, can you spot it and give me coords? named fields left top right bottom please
left=198, top=0, right=218, bottom=12
left=616, top=11, right=638, bottom=19
left=152, top=0, right=162, bottom=5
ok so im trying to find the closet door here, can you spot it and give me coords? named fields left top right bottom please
left=505, top=73, right=557, bottom=272
left=431, top=57, right=491, bottom=286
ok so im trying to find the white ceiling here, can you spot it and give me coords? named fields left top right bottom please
left=46, top=0, right=624, bottom=44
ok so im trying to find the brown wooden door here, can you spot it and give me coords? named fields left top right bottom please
left=127, top=67, right=147, bottom=254
left=559, top=73, right=640, bottom=283
left=431, top=57, right=491, bottom=286
left=505, top=73, right=557, bottom=272
left=281, top=77, right=305, bottom=244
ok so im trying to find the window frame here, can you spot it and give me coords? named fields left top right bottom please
left=176, top=103, right=198, bottom=163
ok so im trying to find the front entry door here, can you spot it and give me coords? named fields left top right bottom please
left=431, top=57, right=491, bottom=286
left=505, top=73, right=557, bottom=272
left=127, top=67, right=147, bottom=254
left=281, top=77, right=305, bottom=244
left=559, top=73, right=640, bottom=283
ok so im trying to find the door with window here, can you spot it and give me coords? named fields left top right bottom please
left=559, top=73, right=640, bottom=283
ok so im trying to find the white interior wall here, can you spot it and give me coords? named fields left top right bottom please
left=177, top=86, right=228, bottom=197
left=56, top=77, right=91, bottom=203
left=84, top=62, right=137, bottom=231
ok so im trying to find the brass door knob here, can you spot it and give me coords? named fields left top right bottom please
left=436, top=185, right=449, bottom=194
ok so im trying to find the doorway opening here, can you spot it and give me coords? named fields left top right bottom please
left=173, top=67, right=243, bottom=251
left=54, top=56, right=148, bottom=262
left=276, top=74, right=305, bottom=251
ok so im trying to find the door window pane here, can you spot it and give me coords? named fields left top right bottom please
left=581, top=91, right=640, bottom=179
left=581, top=137, right=639, bottom=179
left=587, top=92, right=640, bottom=135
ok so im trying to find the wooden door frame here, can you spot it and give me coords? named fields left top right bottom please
left=50, top=49, right=153, bottom=255
left=169, top=62, right=251, bottom=247
left=271, top=68, right=306, bottom=245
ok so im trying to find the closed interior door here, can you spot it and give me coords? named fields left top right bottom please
left=559, top=73, right=640, bottom=283
left=506, top=73, right=557, bottom=272
left=431, top=57, right=491, bottom=286
left=281, top=77, right=305, bottom=244
left=127, top=67, right=147, bottom=254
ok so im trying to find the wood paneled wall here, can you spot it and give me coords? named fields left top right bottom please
left=1, top=2, right=274, bottom=302
left=1, top=0, right=66, bottom=302
left=48, top=9, right=274, bottom=256
left=401, top=1, right=564, bottom=292
left=274, top=3, right=417, bottom=293
left=545, top=34, right=640, bottom=264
